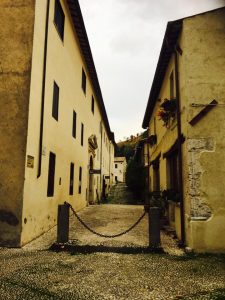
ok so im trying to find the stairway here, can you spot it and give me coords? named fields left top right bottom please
left=107, top=183, right=138, bottom=204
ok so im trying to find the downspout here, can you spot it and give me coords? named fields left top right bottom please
left=109, top=140, right=111, bottom=188
left=37, top=0, right=50, bottom=178
left=174, top=48, right=186, bottom=246
left=100, top=121, right=103, bottom=199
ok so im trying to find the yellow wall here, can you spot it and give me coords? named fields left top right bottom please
left=183, top=9, right=225, bottom=252
left=0, top=0, right=35, bottom=247
left=0, top=0, right=114, bottom=247
left=20, top=0, right=114, bottom=246
left=147, top=8, right=225, bottom=252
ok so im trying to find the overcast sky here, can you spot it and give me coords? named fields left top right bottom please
left=79, top=0, right=225, bottom=142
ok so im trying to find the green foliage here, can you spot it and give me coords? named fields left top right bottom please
left=115, top=130, right=148, bottom=162
left=115, top=144, right=134, bottom=161
left=125, top=158, right=146, bottom=197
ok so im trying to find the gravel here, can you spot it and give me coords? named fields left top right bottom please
left=0, top=204, right=225, bottom=300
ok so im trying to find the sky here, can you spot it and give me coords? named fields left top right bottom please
left=79, top=0, right=225, bottom=142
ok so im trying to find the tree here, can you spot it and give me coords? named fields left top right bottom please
left=125, top=158, right=146, bottom=200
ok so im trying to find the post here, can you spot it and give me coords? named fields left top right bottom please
left=149, top=207, right=161, bottom=248
left=57, top=203, right=70, bottom=243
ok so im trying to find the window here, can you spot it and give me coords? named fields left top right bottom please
left=81, top=123, right=84, bottom=146
left=153, top=159, right=160, bottom=191
left=69, top=163, right=74, bottom=195
left=91, top=96, right=94, bottom=114
left=115, top=164, right=118, bottom=169
left=72, top=111, right=76, bottom=138
left=52, top=81, right=59, bottom=121
left=78, top=167, right=82, bottom=194
left=47, top=152, right=56, bottom=197
left=82, top=68, right=86, bottom=94
left=167, top=151, right=179, bottom=192
left=54, top=0, right=65, bottom=41
left=170, top=71, right=174, bottom=99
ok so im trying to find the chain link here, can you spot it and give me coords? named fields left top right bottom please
left=66, top=202, right=146, bottom=238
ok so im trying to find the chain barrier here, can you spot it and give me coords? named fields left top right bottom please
left=65, top=202, right=146, bottom=238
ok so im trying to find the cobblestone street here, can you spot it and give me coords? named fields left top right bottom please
left=1, top=204, right=225, bottom=300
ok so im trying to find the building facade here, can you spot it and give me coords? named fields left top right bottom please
left=0, top=0, right=115, bottom=247
left=114, top=157, right=127, bottom=183
left=142, top=8, right=225, bottom=252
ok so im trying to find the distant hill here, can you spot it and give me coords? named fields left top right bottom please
left=115, top=131, right=148, bottom=162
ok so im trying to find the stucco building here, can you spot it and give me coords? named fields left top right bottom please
left=114, top=157, right=127, bottom=183
left=142, top=8, right=225, bottom=252
left=0, top=0, right=115, bottom=247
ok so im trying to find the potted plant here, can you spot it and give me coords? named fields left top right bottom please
left=157, top=98, right=177, bottom=127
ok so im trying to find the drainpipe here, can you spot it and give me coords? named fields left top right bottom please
left=109, top=140, right=111, bottom=188
left=100, top=121, right=103, bottom=199
left=174, top=48, right=186, bottom=246
left=37, top=0, right=50, bottom=178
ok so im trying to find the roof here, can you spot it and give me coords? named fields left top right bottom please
left=66, top=0, right=115, bottom=143
left=142, top=7, right=225, bottom=129
left=114, top=157, right=127, bottom=163
left=142, top=19, right=182, bottom=128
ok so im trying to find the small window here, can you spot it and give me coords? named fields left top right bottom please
left=82, top=68, right=86, bottom=94
left=47, top=152, right=56, bottom=197
left=69, top=163, right=74, bottom=195
left=170, top=71, right=174, bottom=99
left=52, top=81, right=59, bottom=121
left=81, top=123, right=84, bottom=146
left=91, top=96, right=95, bottom=114
left=153, top=159, right=160, bottom=192
left=115, top=164, right=118, bottom=169
left=54, top=0, right=65, bottom=41
left=79, top=167, right=82, bottom=194
left=167, top=151, right=179, bottom=192
left=72, top=111, right=76, bottom=138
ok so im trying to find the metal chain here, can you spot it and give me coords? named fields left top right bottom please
left=66, top=202, right=146, bottom=238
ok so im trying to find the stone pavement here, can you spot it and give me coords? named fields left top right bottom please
left=23, top=204, right=181, bottom=255
left=0, top=204, right=225, bottom=300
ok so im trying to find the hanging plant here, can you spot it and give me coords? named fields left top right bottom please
left=157, top=98, right=177, bottom=127
left=160, top=98, right=177, bottom=112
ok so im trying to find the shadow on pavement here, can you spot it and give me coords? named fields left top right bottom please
left=50, top=243, right=164, bottom=255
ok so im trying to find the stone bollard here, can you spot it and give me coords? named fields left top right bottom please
left=57, top=203, right=70, bottom=243
left=149, top=207, right=161, bottom=248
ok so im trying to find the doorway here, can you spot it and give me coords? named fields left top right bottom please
left=89, top=156, right=94, bottom=204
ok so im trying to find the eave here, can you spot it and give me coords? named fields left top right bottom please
left=142, top=20, right=182, bottom=128
left=66, top=0, right=115, bottom=143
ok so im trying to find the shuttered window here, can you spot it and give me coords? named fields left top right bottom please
left=82, top=68, right=86, bottom=94
left=52, top=81, right=59, bottom=121
left=91, top=96, right=95, bottom=114
left=69, top=163, right=74, bottom=195
left=81, top=123, right=84, bottom=146
left=47, top=152, right=56, bottom=197
left=54, top=0, right=65, bottom=41
left=78, top=167, right=82, bottom=194
left=72, top=111, right=76, bottom=138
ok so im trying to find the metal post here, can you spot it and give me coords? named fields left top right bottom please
left=57, top=203, right=70, bottom=243
left=149, top=207, right=161, bottom=248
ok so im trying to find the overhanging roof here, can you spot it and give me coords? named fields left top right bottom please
left=66, top=0, right=115, bottom=143
left=142, top=6, right=225, bottom=129
left=142, top=19, right=182, bottom=128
